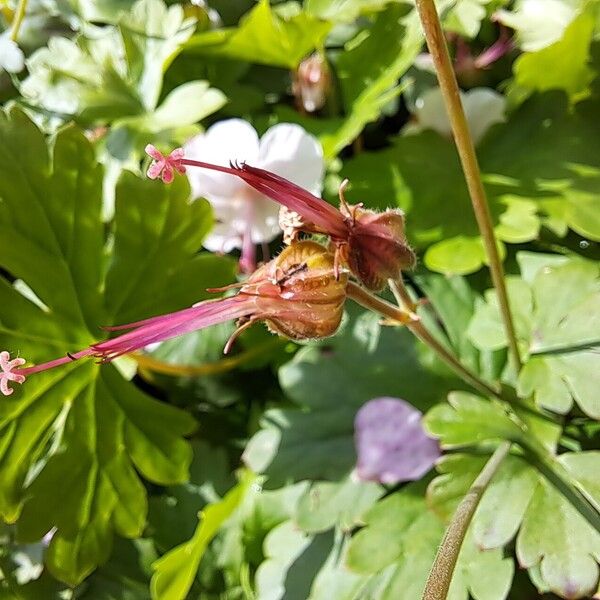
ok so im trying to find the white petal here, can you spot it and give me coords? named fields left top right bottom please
left=413, top=87, right=454, bottom=138
left=412, top=86, right=506, bottom=145
left=461, top=88, right=506, bottom=144
left=496, top=0, right=575, bottom=52
left=257, top=123, right=324, bottom=194
left=249, top=194, right=282, bottom=244
left=0, top=37, right=25, bottom=73
left=184, top=119, right=260, bottom=199
left=203, top=229, right=243, bottom=253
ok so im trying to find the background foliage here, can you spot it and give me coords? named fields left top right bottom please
left=0, top=0, right=599, bottom=598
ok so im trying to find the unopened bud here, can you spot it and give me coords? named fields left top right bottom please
left=293, top=54, right=331, bottom=113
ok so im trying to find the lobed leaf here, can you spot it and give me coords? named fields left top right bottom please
left=0, top=109, right=233, bottom=584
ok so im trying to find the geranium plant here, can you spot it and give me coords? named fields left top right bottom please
left=0, top=0, right=599, bottom=599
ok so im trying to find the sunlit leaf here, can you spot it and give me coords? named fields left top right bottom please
left=185, top=0, right=331, bottom=69
left=150, top=474, right=252, bottom=600
left=468, top=254, right=600, bottom=418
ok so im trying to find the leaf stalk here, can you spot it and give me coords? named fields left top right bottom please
left=10, top=0, right=28, bottom=42
left=414, top=0, right=522, bottom=371
left=347, top=281, right=501, bottom=400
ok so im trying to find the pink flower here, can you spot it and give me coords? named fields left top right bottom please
left=145, top=145, right=186, bottom=184
left=1, top=241, right=347, bottom=396
left=0, top=351, right=26, bottom=396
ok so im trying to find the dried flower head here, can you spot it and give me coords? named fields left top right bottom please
left=1, top=242, right=346, bottom=396
left=145, top=147, right=416, bottom=290
left=339, top=195, right=416, bottom=291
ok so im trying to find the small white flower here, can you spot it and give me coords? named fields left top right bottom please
left=405, top=87, right=506, bottom=145
left=495, top=0, right=576, bottom=52
left=0, top=31, right=25, bottom=74
left=184, top=119, right=324, bottom=270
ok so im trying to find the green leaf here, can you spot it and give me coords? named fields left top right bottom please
left=0, top=109, right=234, bottom=584
left=424, top=392, right=525, bottom=447
left=305, top=0, right=399, bottom=22
left=508, top=11, right=596, bottom=103
left=448, top=529, right=514, bottom=600
left=424, top=236, right=488, bottom=275
left=147, top=440, right=236, bottom=553
left=321, top=5, right=422, bottom=157
left=415, top=274, right=504, bottom=382
left=21, top=0, right=202, bottom=141
left=150, top=474, right=252, bottom=600
left=346, top=483, right=441, bottom=575
left=428, top=454, right=538, bottom=544
left=516, top=453, right=600, bottom=598
left=295, top=478, right=383, bottom=534
left=346, top=483, right=513, bottom=600
left=75, top=537, right=156, bottom=599
left=185, top=0, right=332, bottom=69
left=255, top=522, right=335, bottom=600
left=437, top=0, right=492, bottom=38
left=120, top=0, right=195, bottom=111
left=134, top=81, right=227, bottom=133
left=468, top=255, right=600, bottom=418
left=341, top=91, right=600, bottom=274
left=428, top=451, right=600, bottom=598
left=243, top=307, right=464, bottom=484
left=65, top=0, right=138, bottom=24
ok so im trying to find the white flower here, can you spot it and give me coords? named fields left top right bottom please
left=405, top=87, right=506, bottom=145
left=495, top=0, right=576, bottom=52
left=0, top=31, right=25, bottom=74
left=184, top=119, right=324, bottom=270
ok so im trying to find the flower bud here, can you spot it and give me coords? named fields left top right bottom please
left=293, top=54, right=331, bottom=113
left=341, top=205, right=416, bottom=291
left=241, top=240, right=348, bottom=340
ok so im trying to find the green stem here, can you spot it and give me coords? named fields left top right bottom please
left=10, top=0, right=28, bottom=42
left=347, top=281, right=501, bottom=400
left=350, top=281, right=600, bottom=533
left=422, top=442, right=511, bottom=600
left=414, top=0, right=522, bottom=372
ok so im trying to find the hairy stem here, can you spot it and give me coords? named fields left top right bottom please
left=422, top=442, right=511, bottom=600
left=414, top=0, right=522, bottom=371
left=10, top=0, right=28, bottom=42
left=347, top=281, right=501, bottom=400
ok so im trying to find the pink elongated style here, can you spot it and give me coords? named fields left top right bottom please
left=145, top=145, right=416, bottom=291
left=1, top=241, right=348, bottom=396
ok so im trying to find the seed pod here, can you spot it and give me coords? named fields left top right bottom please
left=242, top=240, right=348, bottom=340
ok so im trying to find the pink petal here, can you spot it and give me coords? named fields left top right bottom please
left=147, top=162, right=164, bottom=180
left=161, top=166, right=174, bottom=184
left=145, top=144, right=164, bottom=161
